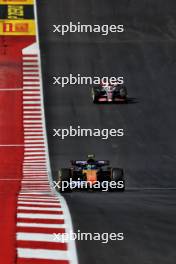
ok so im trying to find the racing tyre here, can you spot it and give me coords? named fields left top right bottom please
left=92, top=87, right=100, bottom=103
left=58, top=168, right=72, bottom=192
left=119, top=87, right=127, bottom=99
left=111, top=168, right=125, bottom=191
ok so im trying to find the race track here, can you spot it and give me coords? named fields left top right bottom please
left=37, top=1, right=176, bottom=263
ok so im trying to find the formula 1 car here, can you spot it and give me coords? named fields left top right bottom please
left=58, top=154, right=125, bottom=192
left=92, top=84, right=127, bottom=103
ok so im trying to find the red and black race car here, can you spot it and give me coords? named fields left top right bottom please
left=92, top=83, right=127, bottom=103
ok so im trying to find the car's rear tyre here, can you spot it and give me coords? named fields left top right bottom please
left=119, top=87, right=127, bottom=97
left=58, top=168, right=72, bottom=192
left=111, top=168, right=125, bottom=191
left=92, top=87, right=100, bottom=103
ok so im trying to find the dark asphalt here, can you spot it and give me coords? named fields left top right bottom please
left=37, top=1, right=176, bottom=263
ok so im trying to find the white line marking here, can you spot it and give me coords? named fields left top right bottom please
left=23, top=57, right=38, bottom=60
left=24, top=153, right=46, bottom=155
left=18, top=201, right=60, bottom=206
left=23, top=72, right=39, bottom=75
left=23, top=120, right=42, bottom=124
left=17, top=232, right=63, bottom=243
left=23, top=82, right=40, bottom=85
left=23, top=62, right=39, bottom=65
left=18, top=206, right=61, bottom=211
left=0, top=144, right=24, bottom=147
left=24, top=136, right=44, bottom=139
left=18, top=198, right=58, bottom=202
left=17, top=222, right=65, bottom=228
left=23, top=102, right=41, bottom=105
left=23, top=93, right=40, bottom=96
left=17, top=248, right=69, bottom=260
left=23, top=76, right=39, bottom=80
left=17, top=213, right=64, bottom=219
left=23, top=96, right=41, bottom=99
left=24, top=117, right=42, bottom=120
left=23, top=106, right=41, bottom=109
left=23, top=156, right=46, bottom=159
left=0, top=88, right=23, bottom=91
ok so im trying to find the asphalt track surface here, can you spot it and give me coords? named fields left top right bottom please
left=37, top=1, right=176, bottom=263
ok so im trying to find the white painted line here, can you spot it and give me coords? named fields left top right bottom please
left=20, top=189, right=51, bottom=192
left=20, top=186, right=50, bottom=189
left=22, top=168, right=46, bottom=170
left=18, top=201, right=60, bottom=206
left=19, top=191, right=53, bottom=194
left=24, top=136, right=44, bottom=139
left=17, top=222, right=65, bottom=228
left=0, top=144, right=24, bottom=147
left=23, top=102, right=41, bottom=105
left=24, top=116, right=41, bottom=119
left=23, top=168, right=47, bottom=170
left=23, top=96, right=41, bottom=99
left=0, top=88, right=23, bottom=91
left=18, top=206, right=61, bottom=211
left=18, top=196, right=58, bottom=200
left=22, top=178, right=48, bottom=181
left=20, top=190, right=52, bottom=193
left=23, top=76, right=39, bottom=80
left=23, top=156, right=46, bottom=159
left=18, top=198, right=58, bottom=202
left=22, top=171, right=47, bottom=173
left=17, top=232, right=63, bottom=243
left=23, top=106, right=41, bottom=109
left=24, top=128, right=43, bottom=131
left=24, top=148, right=45, bottom=150
left=23, top=56, right=38, bottom=61
left=23, top=72, right=39, bottom=75
left=24, top=111, right=41, bottom=113
left=18, top=195, right=57, bottom=198
left=23, top=173, right=47, bottom=175
left=23, top=163, right=46, bottom=165
left=23, top=81, right=40, bottom=85
left=23, top=62, right=39, bottom=65
left=22, top=177, right=48, bottom=179
left=17, top=213, right=63, bottom=219
left=20, top=183, right=48, bottom=186
left=19, top=191, right=52, bottom=194
left=23, top=175, right=48, bottom=181
left=24, top=120, right=42, bottom=124
left=23, top=167, right=46, bottom=169
left=17, top=248, right=69, bottom=260
left=24, top=143, right=44, bottom=146
left=24, top=134, right=44, bottom=136
left=23, top=91, right=40, bottom=95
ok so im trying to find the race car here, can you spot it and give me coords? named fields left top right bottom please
left=92, top=83, right=127, bottom=103
left=58, top=154, right=125, bottom=192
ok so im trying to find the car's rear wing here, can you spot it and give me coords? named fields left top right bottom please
left=71, top=160, right=110, bottom=166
